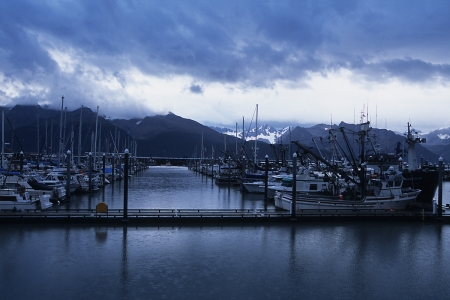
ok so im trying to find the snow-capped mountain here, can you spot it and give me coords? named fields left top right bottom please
left=211, top=123, right=450, bottom=162
left=209, top=124, right=292, bottom=144
left=419, top=128, right=450, bottom=160
left=422, top=128, right=450, bottom=145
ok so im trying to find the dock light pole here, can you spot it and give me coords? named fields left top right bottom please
left=102, top=153, right=106, bottom=189
left=123, top=149, right=129, bottom=220
left=264, top=155, right=269, bottom=212
left=438, top=157, right=443, bottom=218
left=19, top=151, right=24, bottom=174
left=66, top=150, right=71, bottom=200
left=88, top=152, right=92, bottom=192
left=291, top=152, right=297, bottom=220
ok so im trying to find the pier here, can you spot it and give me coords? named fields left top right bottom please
left=1, top=207, right=449, bottom=225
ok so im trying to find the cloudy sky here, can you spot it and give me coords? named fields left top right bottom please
left=1, top=0, right=449, bottom=133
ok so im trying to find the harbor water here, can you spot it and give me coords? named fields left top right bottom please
left=2, top=166, right=450, bottom=300
left=66, top=166, right=278, bottom=210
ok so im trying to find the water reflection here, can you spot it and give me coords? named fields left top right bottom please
left=95, top=227, right=108, bottom=243
left=2, top=223, right=450, bottom=299
left=121, top=226, right=128, bottom=289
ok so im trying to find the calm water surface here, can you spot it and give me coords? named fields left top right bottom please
left=66, top=166, right=277, bottom=210
left=64, top=166, right=450, bottom=210
left=1, top=166, right=450, bottom=300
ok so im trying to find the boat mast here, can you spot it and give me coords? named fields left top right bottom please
left=50, top=118, right=53, bottom=158
left=235, top=122, right=238, bottom=157
left=254, top=104, right=258, bottom=165
left=78, top=105, right=83, bottom=166
left=37, top=114, right=39, bottom=169
left=1, top=110, right=4, bottom=169
left=94, top=106, right=99, bottom=170
left=242, top=116, right=244, bottom=151
left=70, top=125, right=74, bottom=165
left=63, top=106, right=67, bottom=154
left=45, top=120, right=47, bottom=156
left=200, top=132, right=204, bottom=164
left=58, top=96, right=64, bottom=167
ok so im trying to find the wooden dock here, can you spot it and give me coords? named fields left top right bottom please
left=1, top=208, right=448, bottom=225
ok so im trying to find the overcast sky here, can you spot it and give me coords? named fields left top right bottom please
left=1, top=0, right=450, bottom=133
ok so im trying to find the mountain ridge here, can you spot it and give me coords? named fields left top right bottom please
left=1, top=105, right=449, bottom=163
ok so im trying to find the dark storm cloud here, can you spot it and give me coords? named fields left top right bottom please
left=1, top=0, right=450, bottom=108
left=189, top=83, right=203, bottom=94
left=356, top=58, right=450, bottom=83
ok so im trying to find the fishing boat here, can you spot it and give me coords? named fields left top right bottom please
left=266, top=168, right=334, bottom=198
left=357, top=122, right=439, bottom=205
left=275, top=167, right=421, bottom=211
left=278, top=120, right=422, bottom=211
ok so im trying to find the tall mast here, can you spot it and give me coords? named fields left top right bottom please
left=45, top=120, right=47, bottom=155
left=37, top=114, right=39, bottom=168
left=50, top=118, right=53, bottom=157
left=254, top=104, right=258, bottom=165
left=200, top=132, right=204, bottom=163
left=63, top=107, right=67, bottom=153
left=94, top=106, right=99, bottom=170
left=78, top=105, right=83, bottom=165
left=1, top=110, right=4, bottom=169
left=235, top=122, right=238, bottom=156
left=70, top=125, right=74, bottom=166
left=58, top=96, right=64, bottom=167
left=242, top=116, right=244, bottom=149
left=98, top=122, right=102, bottom=154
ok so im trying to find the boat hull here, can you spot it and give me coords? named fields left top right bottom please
left=275, top=190, right=420, bottom=211
left=401, top=169, right=439, bottom=203
left=0, top=191, right=52, bottom=211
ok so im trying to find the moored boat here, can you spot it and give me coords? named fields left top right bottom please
left=242, top=174, right=288, bottom=193
left=275, top=166, right=421, bottom=211
left=0, top=188, right=52, bottom=211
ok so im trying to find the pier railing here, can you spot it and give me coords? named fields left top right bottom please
left=0, top=207, right=443, bottom=222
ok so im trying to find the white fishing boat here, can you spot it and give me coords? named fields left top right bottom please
left=278, top=118, right=423, bottom=211
left=275, top=168, right=421, bottom=211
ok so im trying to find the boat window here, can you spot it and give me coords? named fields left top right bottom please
left=0, top=196, right=19, bottom=201
left=309, top=184, right=318, bottom=191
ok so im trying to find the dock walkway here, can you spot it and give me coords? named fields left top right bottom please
left=1, top=208, right=448, bottom=225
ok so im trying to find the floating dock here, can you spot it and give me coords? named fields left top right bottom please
left=1, top=208, right=449, bottom=225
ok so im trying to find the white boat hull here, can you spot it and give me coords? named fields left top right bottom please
left=0, top=190, right=53, bottom=211
left=275, top=190, right=421, bottom=211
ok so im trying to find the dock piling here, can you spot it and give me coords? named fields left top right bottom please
left=123, top=148, right=129, bottom=220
